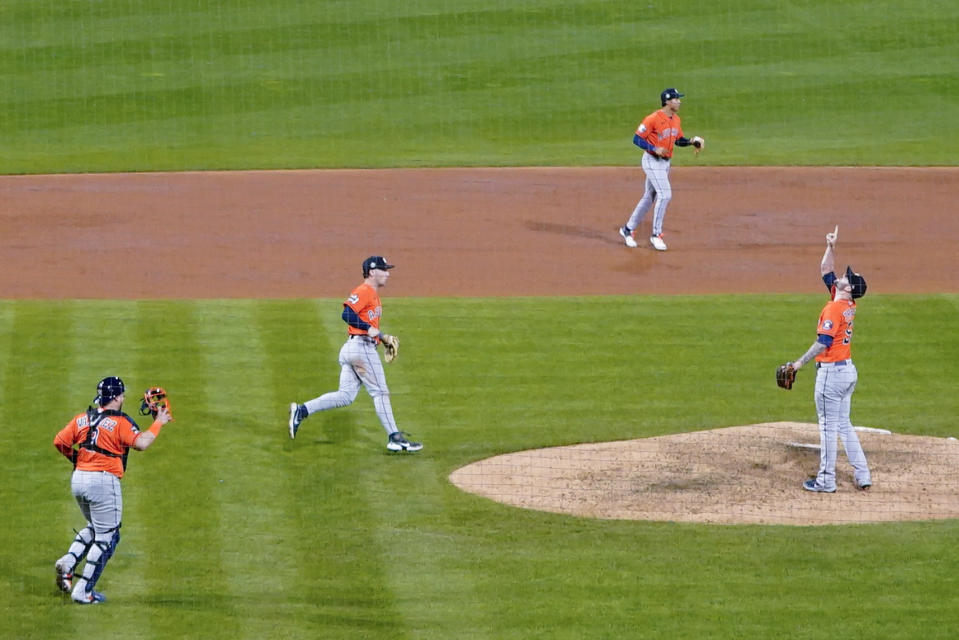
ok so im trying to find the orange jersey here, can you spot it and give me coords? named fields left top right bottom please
left=53, top=409, right=142, bottom=479
left=635, top=110, right=684, bottom=158
left=345, top=282, right=382, bottom=337
left=815, top=299, right=856, bottom=363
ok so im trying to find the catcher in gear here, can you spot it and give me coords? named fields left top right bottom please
left=287, top=256, right=421, bottom=452
left=780, top=226, right=871, bottom=493
left=53, top=376, right=172, bottom=604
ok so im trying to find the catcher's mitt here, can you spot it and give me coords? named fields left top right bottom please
left=382, top=334, right=399, bottom=363
left=776, top=364, right=796, bottom=390
left=140, top=386, right=173, bottom=420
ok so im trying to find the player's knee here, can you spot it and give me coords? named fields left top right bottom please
left=369, top=388, right=390, bottom=400
left=106, top=527, right=121, bottom=558
left=333, top=391, right=355, bottom=407
left=86, top=539, right=109, bottom=563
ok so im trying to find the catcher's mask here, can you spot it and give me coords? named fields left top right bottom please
left=845, top=266, right=867, bottom=299
left=362, top=255, right=395, bottom=278
left=139, top=387, right=170, bottom=417
left=95, top=376, right=125, bottom=406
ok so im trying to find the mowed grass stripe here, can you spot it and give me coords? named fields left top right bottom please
left=129, top=300, right=240, bottom=634
left=251, top=300, right=330, bottom=628
left=307, top=298, right=490, bottom=635
left=1, top=303, right=77, bottom=639
left=272, top=299, right=408, bottom=636
left=193, top=300, right=326, bottom=636
left=1, top=302, right=69, bottom=637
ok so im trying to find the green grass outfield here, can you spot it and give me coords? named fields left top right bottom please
left=2, top=0, right=957, bottom=174
left=4, top=295, right=958, bottom=639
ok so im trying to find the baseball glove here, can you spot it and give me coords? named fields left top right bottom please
left=140, top=386, right=173, bottom=420
left=691, top=136, right=705, bottom=153
left=382, top=334, right=399, bottom=363
left=776, top=363, right=796, bottom=390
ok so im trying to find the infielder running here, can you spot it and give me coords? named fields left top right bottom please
left=784, top=228, right=872, bottom=493
left=619, top=88, right=704, bottom=251
left=53, top=376, right=172, bottom=604
left=288, top=256, right=421, bottom=452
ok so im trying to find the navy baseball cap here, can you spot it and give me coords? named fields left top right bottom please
left=362, top=256, right=395, bottom=276
left=661, top=88, right=685, bottom=103
left=845, top=266, right=867, bottom=299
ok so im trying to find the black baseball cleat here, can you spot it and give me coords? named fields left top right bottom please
left=387, top=432, right=423, bottom=452
left=856, top=482, right=872, bottom=491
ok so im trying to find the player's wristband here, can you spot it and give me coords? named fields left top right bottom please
left=148, top=420, right=163, bottom=437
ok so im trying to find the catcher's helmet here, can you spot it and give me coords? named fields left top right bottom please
left=362, top=256, right=395, bottom=278
left=661, top=88, right=684, bottom=105
left=845, top=266, right=867, bottom=299
left=94, top=376, right=125, bottom=406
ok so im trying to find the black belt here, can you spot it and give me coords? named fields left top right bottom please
left=816, top=360, right=850, bottom=368
left=349, top=335, right=375, bottom=342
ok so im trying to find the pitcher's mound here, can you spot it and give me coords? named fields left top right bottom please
left=449, top=422, right=959, bottom=525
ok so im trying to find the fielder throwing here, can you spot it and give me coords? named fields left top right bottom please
left=780, top=227, right=872, bottom=493
left=619, top=88, right=704, bottom=251
left=53, top=377, right=172, bottom=604
left=288, top=256, right=421, bottom=452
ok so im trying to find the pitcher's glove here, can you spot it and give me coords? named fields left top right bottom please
left=382, top=334, right=399, bottom=363
left=776, top=363, right=796, bottom=390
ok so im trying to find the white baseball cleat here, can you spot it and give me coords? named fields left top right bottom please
left=649, top=234, right=667, bottom=251
left=619, top=226, right=638, bottom=248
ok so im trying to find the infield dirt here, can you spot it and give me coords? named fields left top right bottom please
left=1, top=167, right=956, bottom=298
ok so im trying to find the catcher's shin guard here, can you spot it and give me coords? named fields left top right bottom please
left=74, top=526, right=121, bottom=595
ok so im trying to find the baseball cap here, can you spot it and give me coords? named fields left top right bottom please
left=362, top=255, right=395, bottom=276
left=845, top=265, right=867, bottom=299
left=661, top=88, right=685, bottom=103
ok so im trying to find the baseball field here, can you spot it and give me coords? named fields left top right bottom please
left=3, top=1, right=959, bottom=639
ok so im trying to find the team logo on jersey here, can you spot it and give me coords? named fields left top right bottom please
left=348, top=294, right=359, bottom=305
left=659, top=128, right=680, bottom=140
left=638, top=124, right=647, bottom=133
left=822, top=320, right=834, bottom=330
